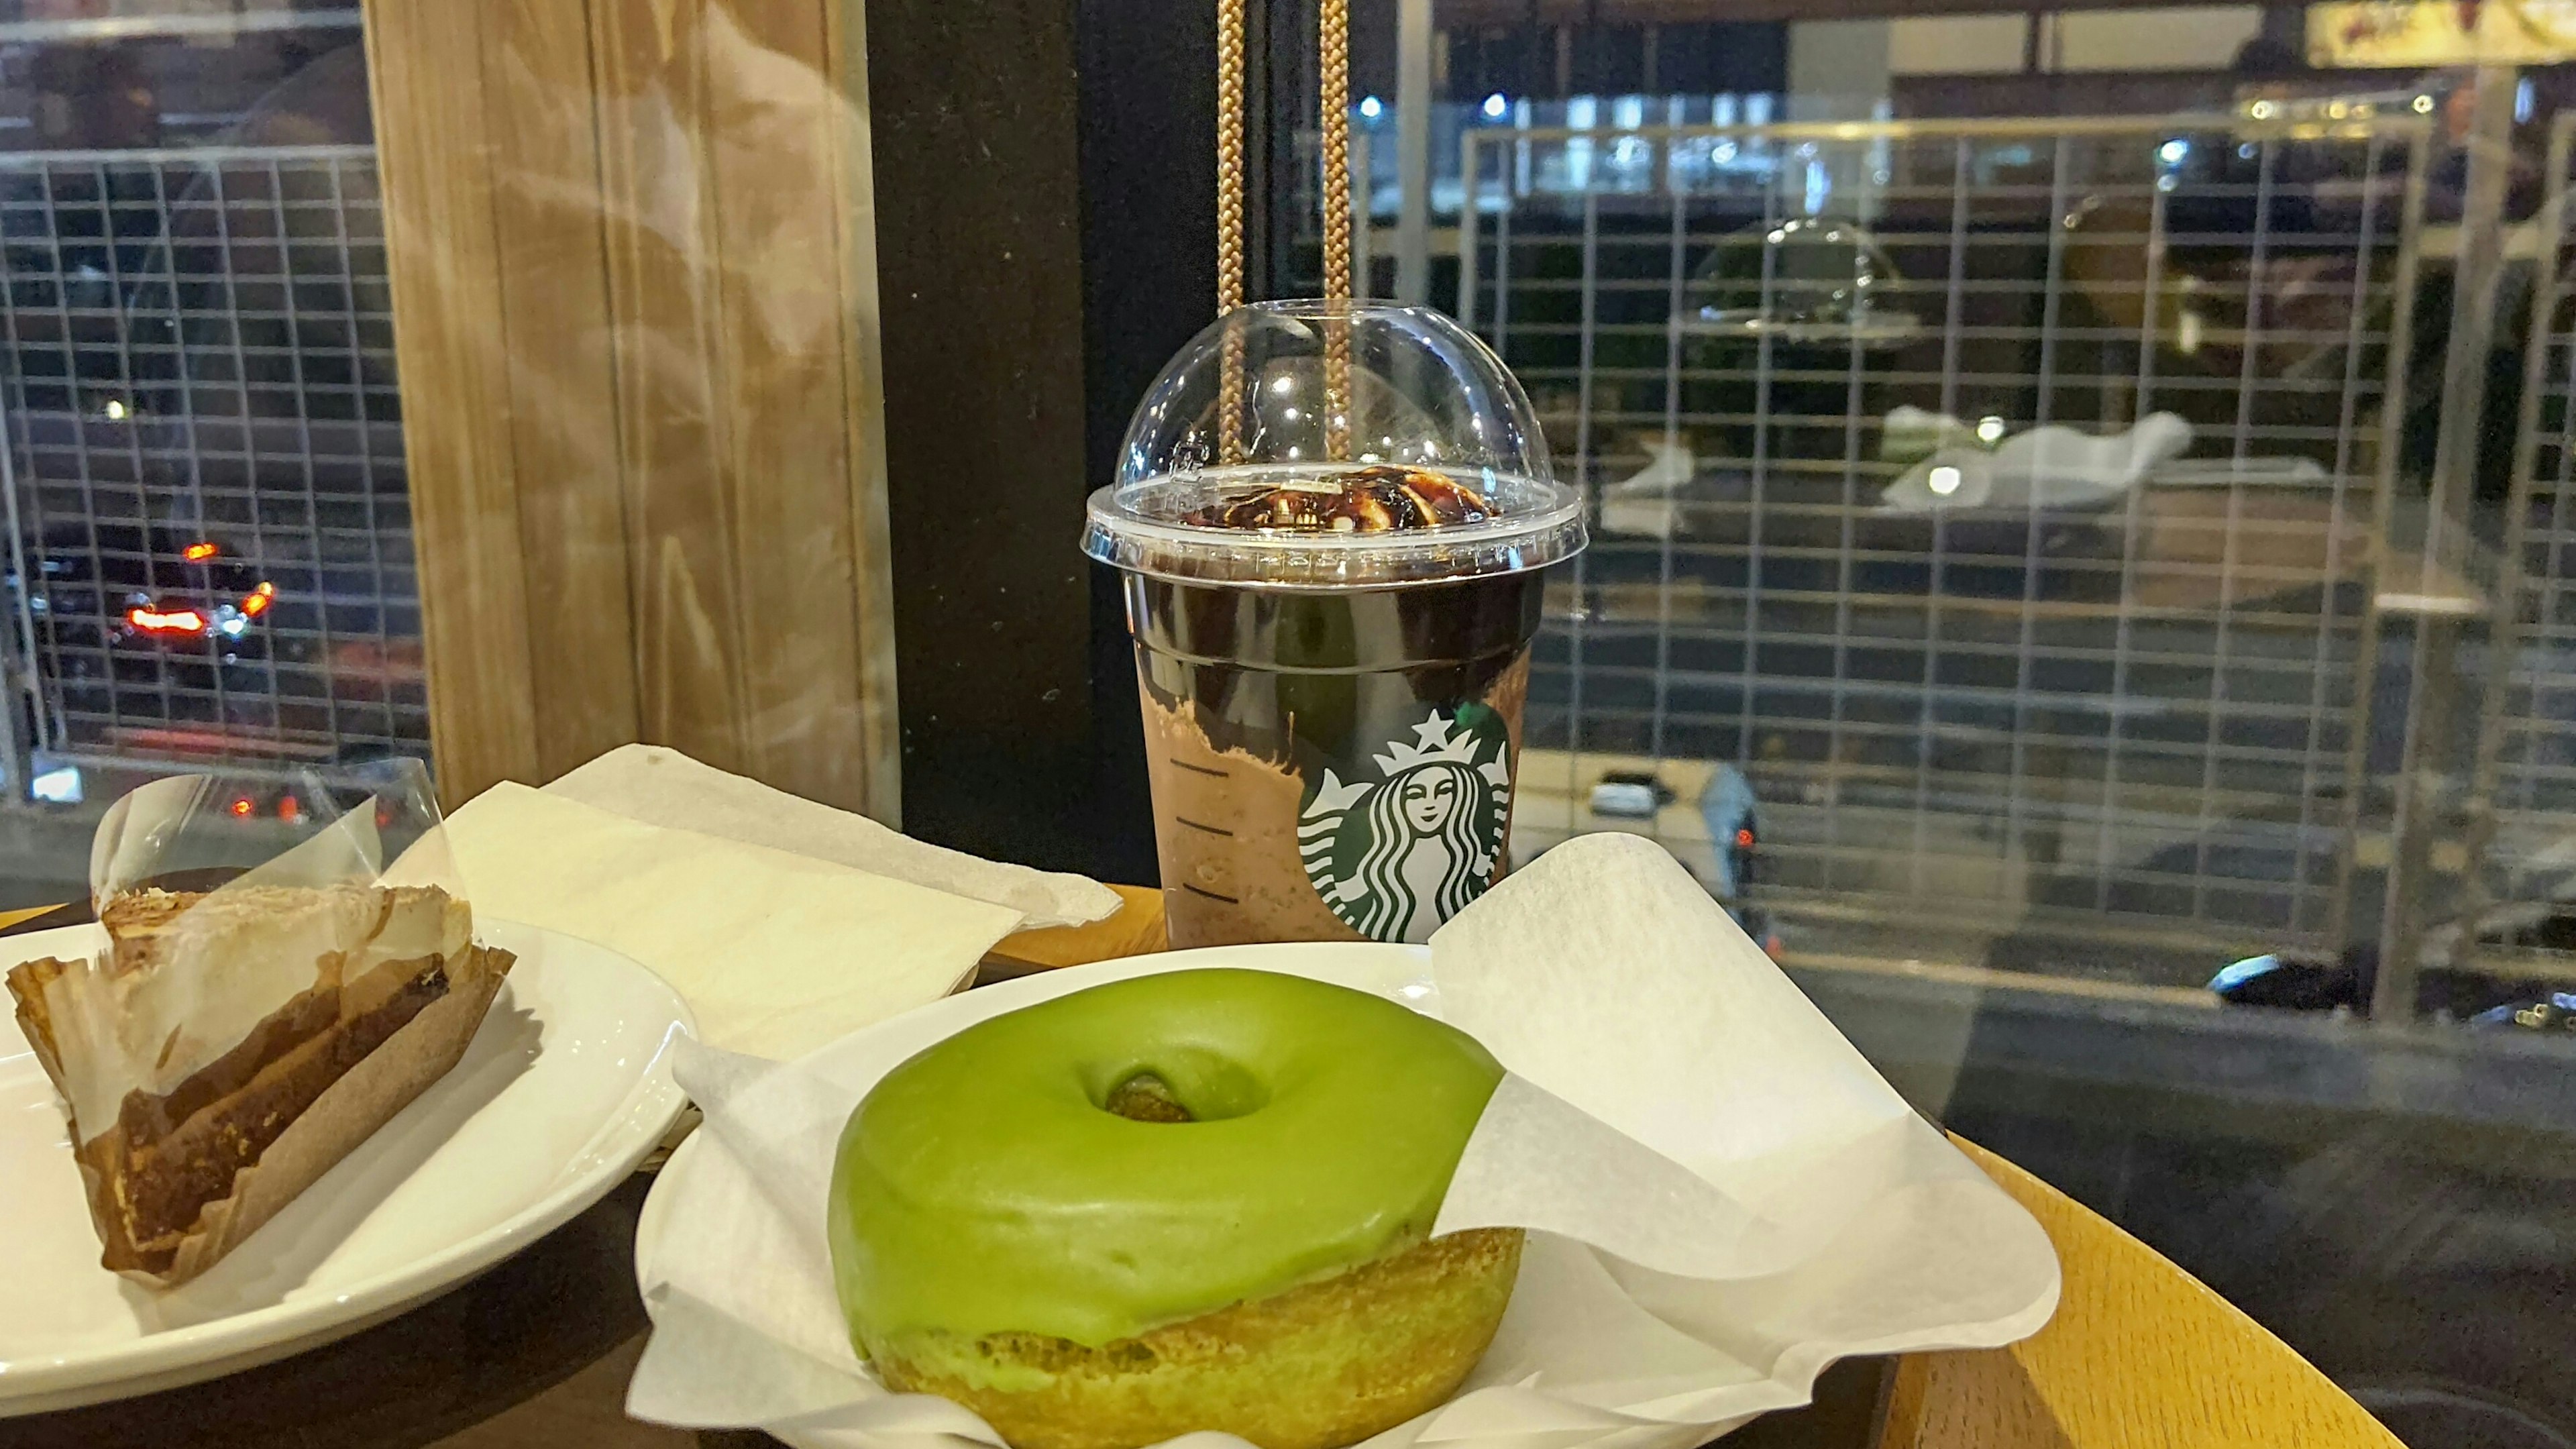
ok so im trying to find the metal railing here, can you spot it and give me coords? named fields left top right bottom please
left=1450, top=113, right=2434, bottom=973
left=0, top=108, right=2568, bottom=1008
left=0, top=144, right=427, bottom=782
left=2476, top=111, right=2576, bottom=981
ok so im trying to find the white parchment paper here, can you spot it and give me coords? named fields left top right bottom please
left=626, top=833, right=2059, bottom=1449
left=395, top=783, right=1026, bottom=1061
left=549, top=745, right=1120, bottom=930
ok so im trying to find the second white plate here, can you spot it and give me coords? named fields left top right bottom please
left=0, top=918, right=694, bottom=1415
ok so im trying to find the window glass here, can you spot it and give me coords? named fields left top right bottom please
left=0, top=3, right=417, bottom=908
left=1301, top=3, right=2576, bottom=1440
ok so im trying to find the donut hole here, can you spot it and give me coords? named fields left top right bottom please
left=1085, top=1048, right=1268, bottom=1124
left=1103, top=1074, right=1194, bottom=1123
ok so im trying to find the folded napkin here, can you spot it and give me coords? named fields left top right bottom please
left=400, top=780, right=1026, bottom=1059
left=548, top=746, right=1119, bottom=930
left=627, top=834, right=2061, bottom=1448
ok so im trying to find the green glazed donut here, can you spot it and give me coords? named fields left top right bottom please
left=827, top=967, right=1521, bottom=1449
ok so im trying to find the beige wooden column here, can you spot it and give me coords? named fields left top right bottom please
left=362, top=0, right=900, bottom=821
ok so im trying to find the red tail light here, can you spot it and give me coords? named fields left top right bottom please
left=228, top=796, right=255, bottom=818
left=239, top=582, right=275, bottom=617
left=128, top=606, right=207, bottom=635
left=182, top=542, right=219, bottom=561
left=1735, top=828, right=1756, bottom=849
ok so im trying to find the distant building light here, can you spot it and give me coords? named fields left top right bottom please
left=1482, top=93, right=1508, bottom=119
left=103, top=398, right=127, bottom=421
left=30, top=765, right=80, bottom=804
left=1976, top=415, right=2006, bottom=444
left=2157, top=138, right=2189, bottom=165
left=1359, top=95, right=1383, bottom=119
left=1928, top=466, right=1964, bottom=497
left=2412, top=94, right=2435, bottom=115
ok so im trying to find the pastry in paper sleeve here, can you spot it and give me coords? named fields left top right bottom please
left=3, top=765, right=511, bottom=1287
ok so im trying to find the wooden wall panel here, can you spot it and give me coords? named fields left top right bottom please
left=590, top=1, right=745, bottom=777
left=822, top=0, right=904, bottom=826
left=703, top=0, right=877, bottom=811
left=363, top=0, right=900, bottom=820
left=484, top=0, right=644, bottom=784
left=361, top=0, right=544, bottom=800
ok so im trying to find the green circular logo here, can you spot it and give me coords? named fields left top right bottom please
left=1298, top=706, right=1512, bottom=943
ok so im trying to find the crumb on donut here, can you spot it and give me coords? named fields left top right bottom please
left=1102, top=1073, right=1195, bottom=1124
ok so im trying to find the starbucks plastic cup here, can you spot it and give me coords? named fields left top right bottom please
left=1083, top=301, right=1585, bottom=949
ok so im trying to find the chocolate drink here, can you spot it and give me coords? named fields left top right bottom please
left=1130, top=566, right=1540, bottom=947
left=1097, top=466, right=1569, bottom=947
left=1085, top=300, right=1585, bottom=947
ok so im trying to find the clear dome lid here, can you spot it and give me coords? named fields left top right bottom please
left=1680, top=216, right=1921, bottom=345
left=1083, top=300, right=1584, bottom=588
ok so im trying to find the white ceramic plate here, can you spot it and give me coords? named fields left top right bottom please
left=0, top=918, right=694, bottom=1415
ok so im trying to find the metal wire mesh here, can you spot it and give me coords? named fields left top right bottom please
left=2481, top=114, right=2576, bottom=959
left=0, top=144, right=425, bottom=775
left=1456, top=114, right=2429, bottom=956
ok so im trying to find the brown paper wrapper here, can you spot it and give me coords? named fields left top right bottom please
left=152, top=943, right=512, bottom=1287
left=9, top=941, right=513, bottom=1288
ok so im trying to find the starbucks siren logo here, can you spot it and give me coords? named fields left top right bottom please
left=1299, top=706, right=1511, bottom=944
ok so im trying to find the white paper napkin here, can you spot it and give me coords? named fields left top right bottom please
left=627, top=833, right=2061, bottom=1448
left=397, top=783, right=1026, bottom=1059
left=548, top=745, right=1120, bottom=930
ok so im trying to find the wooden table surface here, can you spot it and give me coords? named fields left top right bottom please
left=0, top=890, right=2404, bottom=1449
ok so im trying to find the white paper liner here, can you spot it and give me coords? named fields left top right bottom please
left=627, top=833, right=2060, bottom=1448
